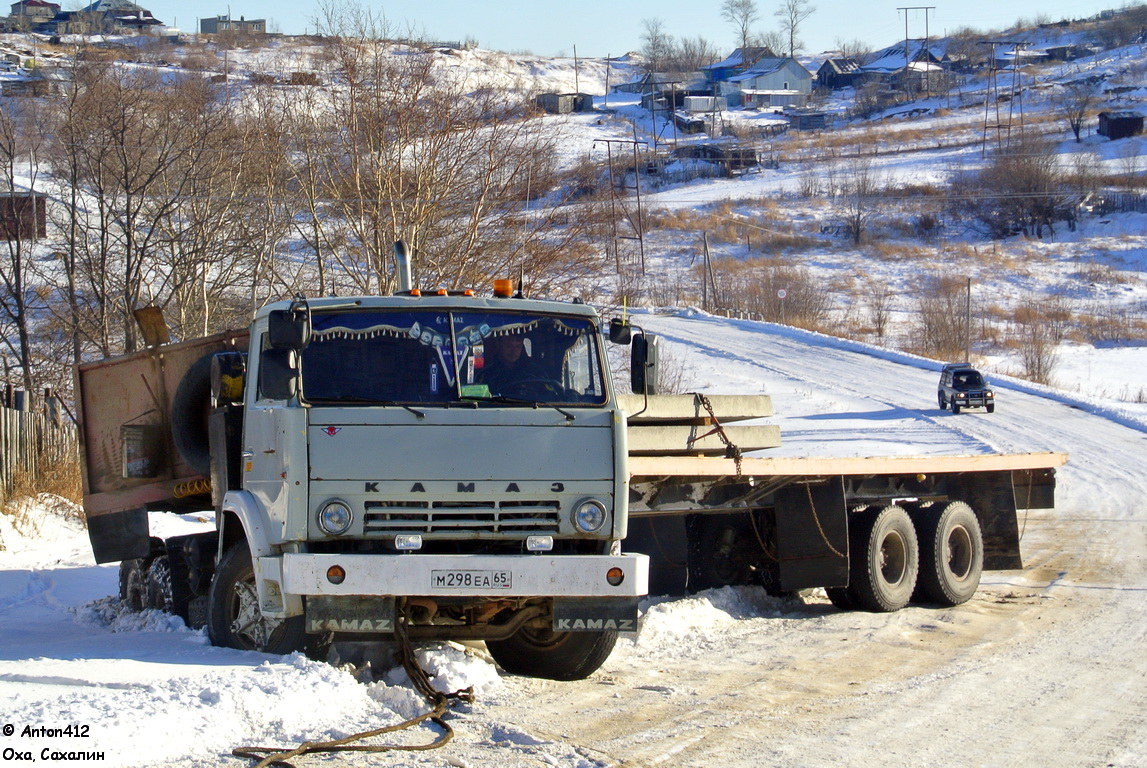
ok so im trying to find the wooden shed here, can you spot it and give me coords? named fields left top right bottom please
left=1098, top=111, right=1144, bottom=140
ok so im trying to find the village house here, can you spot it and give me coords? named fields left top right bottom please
left=726, top=57, right=813, bottom=109
left=5, top=0, right=58, bottom=30
left=49, top=0, right=162, bottom=35
left=816, top=57, right=861, bottom=90
left=199, top=14, right=265, bottom=35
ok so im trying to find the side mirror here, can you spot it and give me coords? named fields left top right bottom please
left=608, top=318, right=632, bottom=345
left=631, top=332, right=659, bottom=395
left=258, top=348, right=299, bottom=400
left=267, top=305, right=311, bottom=350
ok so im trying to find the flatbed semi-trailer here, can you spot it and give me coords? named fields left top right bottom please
left=619, top=392, right=1065, bottom=609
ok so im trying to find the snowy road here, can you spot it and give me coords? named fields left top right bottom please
left=1, top=310, right=1145, bottom=767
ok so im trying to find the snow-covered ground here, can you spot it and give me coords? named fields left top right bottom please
left=2, top=309, right=1145, bottom=767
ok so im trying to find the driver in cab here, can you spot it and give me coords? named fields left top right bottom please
left=480, top=330, right=539, bottom=396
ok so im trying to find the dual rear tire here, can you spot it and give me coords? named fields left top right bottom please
left=834, top=501, right=983, bottom=612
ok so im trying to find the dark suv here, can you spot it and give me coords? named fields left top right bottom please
left=938, top=363, right=995, bottom=414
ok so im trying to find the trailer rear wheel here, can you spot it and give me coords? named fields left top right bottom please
left=850, top=505, right=919, bottom=612
left=486, top=626, right=617, bottom=681
left=915, top=501, right=983, bottom=606
left=207, top=544, right=305, bottom=654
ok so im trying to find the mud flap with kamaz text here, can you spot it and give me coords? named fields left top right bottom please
left=552, top=597, right=639, bottom=632
left=305, top=595, right=396, bottom=634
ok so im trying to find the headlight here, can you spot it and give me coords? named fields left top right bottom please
left=986, top=391, right=994, bottom=398
left=572, top=499, right=608, bottom=533
left=318, top=500, right=353, bottom=535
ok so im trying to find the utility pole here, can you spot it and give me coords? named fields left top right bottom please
left=965, top=277, right=972, bottom=362
left=978, top=40, right=1025, bottom=155
left=896, top=6, right=935, bottom=101
left=573, top=44, right=579, bottom=93
left=594, top=138, right=649, bottom=277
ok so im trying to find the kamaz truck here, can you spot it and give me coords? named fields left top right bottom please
left=78, top=270, right=648, bottom=680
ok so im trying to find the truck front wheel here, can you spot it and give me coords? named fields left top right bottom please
left=486, top=625, right=617, bottom=681
left=207, top=544, right=305, bottom=654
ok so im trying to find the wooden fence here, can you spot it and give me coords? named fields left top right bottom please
left=0, top=403, right=78, bottom=498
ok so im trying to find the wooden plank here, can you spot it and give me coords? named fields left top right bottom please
left=626, top=424, right=782, bottom=455
left=617, top=394, right=773, bottom=423
left=628, top=451, right=1068, bottom=478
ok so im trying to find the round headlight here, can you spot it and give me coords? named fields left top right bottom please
left=318, top=500, right=353, bottom=535
left=572, top=499, right=608, bottom=534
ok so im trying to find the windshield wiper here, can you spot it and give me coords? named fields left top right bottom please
left=460, top=394, right=575, bottom=422
left=310, top=395, right=425, bottom=419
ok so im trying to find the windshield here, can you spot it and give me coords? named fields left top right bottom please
left=299, top=309, right=607, bottom=406
left=953, top=371, right=985, bottom=389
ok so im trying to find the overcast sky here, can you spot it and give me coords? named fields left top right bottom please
left=152, top=1, right=1130, bottom=57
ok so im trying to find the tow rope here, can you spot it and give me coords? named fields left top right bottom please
left=232, top=620, right=475, bottom=768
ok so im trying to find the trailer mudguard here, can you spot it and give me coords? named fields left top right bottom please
left=773, top=478, right=849, bottom=591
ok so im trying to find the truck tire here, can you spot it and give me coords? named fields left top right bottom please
left=914, top=501, right=983, bottom=606
left=849, top=505, right=919, bottom=612
left=986, top=404, right=995, bottom=413
left=825, top=586, right=856, bottom=610
left=119, top=559, right=146, bottom=611
left=938, top=393, right=947, bottom=410
left=207, top=544, right=305, bottom=655
left=486, top=626, right=617, bottom=681
left=951, top=401, right=961, bottom=414
left=145, top=556, right=173, bottom=613
left=171, top=353, right=215, bottom=478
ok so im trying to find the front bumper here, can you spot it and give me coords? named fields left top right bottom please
left=278, top=552, right=649, bottom=598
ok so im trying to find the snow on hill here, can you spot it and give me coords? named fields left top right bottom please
left=2, top=310, right=1145, bottom=767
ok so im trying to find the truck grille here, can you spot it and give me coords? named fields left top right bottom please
left=363, top=500, right=561, bottom=536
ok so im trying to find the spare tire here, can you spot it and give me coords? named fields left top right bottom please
left=171, top=353, right=215, bottom=477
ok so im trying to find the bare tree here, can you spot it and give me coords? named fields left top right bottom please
left=0, top=97, right=46, bottom=392
left=866, top=282, right=893, bottom=340
left=675, top=35, right=719, bottom=72
left=835, top=37, right=871, bottom=62
left=641, top=18, right=675, bottom=72
left=775, top=0, right=816, bottom=58
left=1013, top=301, right=1058, bottom=384
left=951, top=136, right=1068, bottom=239
left=310, top=2, right=605, bottom=295
left=914, top=274, right=969, bottom=360
left=837, top=158, right=881, bottom=245
left=1054, top=79, right=1099, bottom=143
left=751, top=29, right=786, bottom=58
left=721, top=0, right=759, bottom=52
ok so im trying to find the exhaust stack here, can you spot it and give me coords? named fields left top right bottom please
left=393, top=241, right=413, bottom=294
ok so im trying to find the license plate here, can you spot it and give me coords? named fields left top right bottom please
left=430, top=569, right=512, bottom=589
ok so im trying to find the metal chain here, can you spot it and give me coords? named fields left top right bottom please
left=691, top=393, right=743, bottom=476
left=232, top=620, right=474, bottom=768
